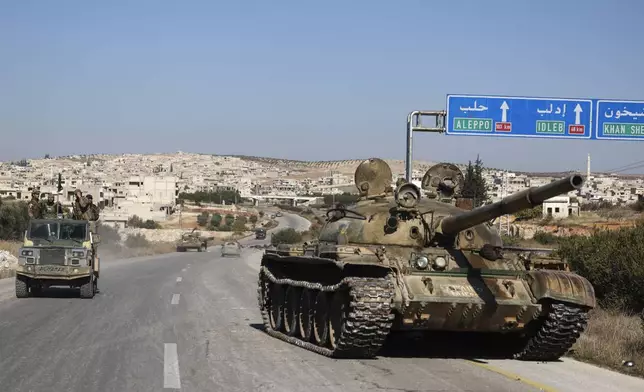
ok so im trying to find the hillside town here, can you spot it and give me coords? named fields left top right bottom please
left=0, top=152, right=643, bottom=226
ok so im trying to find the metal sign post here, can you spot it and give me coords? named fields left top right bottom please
left=405, top=110, right=446, bottom=182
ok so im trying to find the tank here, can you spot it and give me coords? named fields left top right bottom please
left=257, top=158, right=596, bottom=360
left=175, top=228, right=211, bottom=252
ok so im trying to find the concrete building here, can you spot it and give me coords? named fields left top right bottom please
left=543, top=196, right=580, bottom=219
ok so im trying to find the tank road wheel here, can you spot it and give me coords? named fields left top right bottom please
left=313, top=291, right=330, bottom=346
left=257, top=268, right=396, bottom=359
left=15, top=275, right=29, bottom=298
left=80, top=276, right=95, bottom=299
left=513, top=301, right=590, bottom=361
left=269, top=283, right=285, bottom=331
left=298, top=289, right=315, bottom=341
left=283, top=285, right=301, bottom=336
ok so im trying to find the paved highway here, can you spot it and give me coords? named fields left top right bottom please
left=0, top=212, right=642, bottom=391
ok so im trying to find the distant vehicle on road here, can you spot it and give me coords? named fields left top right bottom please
left=176, top=228, right=210, bottom=252
left=221, top=241, right=242, bottom=257
left=15, top=218, right=100, bottom=299
left=275, top=211, right=283, bottom=217
left=255, top=228, right=266, bottom=240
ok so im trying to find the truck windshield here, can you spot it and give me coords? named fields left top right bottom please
left=28, top=222, right=87, bottom=241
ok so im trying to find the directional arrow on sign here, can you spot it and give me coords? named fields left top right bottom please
left=574, top=104, right=582, bottom=125
left=500, top=101, right=509, bottom=122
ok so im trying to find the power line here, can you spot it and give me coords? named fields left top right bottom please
left=604, top=159, right=644, bottom=173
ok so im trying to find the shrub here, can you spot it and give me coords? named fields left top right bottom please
left=557, top=223, right=644, bottom=312
left=0, top=200, right=29, bottom=241
left=271, top=228, right=302, bottom=245
left=125, top=233, right=150, bottom=248
left=533, top=231, right=559, bottom=245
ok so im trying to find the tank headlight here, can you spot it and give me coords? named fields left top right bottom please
left=415, top=256, right=429, bottom=269
left=433, top=256, right=447, bottom=270
left=21, top=250, right=33, bottom=256
left=72, top=250, right=85, bottom=258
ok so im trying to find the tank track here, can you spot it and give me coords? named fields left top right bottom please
left=257, top=265, right=395, bottom=358
left=513, top=301, right=589, bottom=361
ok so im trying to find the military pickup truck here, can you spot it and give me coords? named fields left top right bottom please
left=15, top=218, right=100, bottom=299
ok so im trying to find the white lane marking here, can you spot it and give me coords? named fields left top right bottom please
left=176, top=277, right=182, bottom=282
left=171, top=294, right=180, bottom=305
left=164, top=343, right=181, bottom=389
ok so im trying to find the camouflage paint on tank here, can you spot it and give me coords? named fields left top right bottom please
left=257, top=157, right=596, bottom=361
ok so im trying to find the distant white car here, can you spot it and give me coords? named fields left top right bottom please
left=221, top=241, right=242, bottom=257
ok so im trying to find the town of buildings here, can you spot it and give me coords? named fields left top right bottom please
left=1, top=152, right=642, bottom=225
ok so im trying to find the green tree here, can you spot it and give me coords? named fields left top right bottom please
left=249, top=215, right=258, bottom=226
left=232, top=218, right=247, bottom=234
left=557, top=223, right=644, bottom=312
left=271, top=228, right=302, bottom=245
left=462, top=155, right=488, bottom=207
left=210, top=213, right=222, bottom=228
left=224, top=214, right=235, bottom=227
left=57, top=173, right=63, bottom=193
left=0, top=201, right=29, bottom=240
left=197, top=211, right=210, bottom=227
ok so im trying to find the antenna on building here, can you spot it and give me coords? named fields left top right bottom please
left=587, top=153, right=591, bottom=180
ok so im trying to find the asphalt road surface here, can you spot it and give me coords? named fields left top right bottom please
left=0, top=213, right=643, bottom=391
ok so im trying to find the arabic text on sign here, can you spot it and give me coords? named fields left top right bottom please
left=604, top=109, right=644, bottom=119
left=459, top=101, right=488, bottom=112
left=537, top=103, right=567, bottom=117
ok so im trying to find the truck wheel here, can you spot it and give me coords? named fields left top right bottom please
left=80, top=276, right=95, bottom=299
left=15, top=276, right=29, bottom=298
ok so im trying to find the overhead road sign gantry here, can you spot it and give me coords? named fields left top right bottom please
left=445, top=94, right=593, bottom=139
left=596, top=100, right=644, bottom=140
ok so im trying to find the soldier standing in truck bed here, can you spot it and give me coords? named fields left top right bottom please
left=40, top=193, right=63, bottom=219
left=86, top=194, right=100, bottom=221
left=72, top=189, right=91, bottom=220
left=27, top=188, right=41, bottom=219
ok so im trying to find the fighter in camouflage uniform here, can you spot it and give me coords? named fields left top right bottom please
left=72, top=190, right=95, bottom=220
left=72, top=190, right=101, bottom=292
left=86, top=195, right=100, bottom=221
left=40, top=193, right=63, bottom=219
left=27, top=188, right=41, bottom=219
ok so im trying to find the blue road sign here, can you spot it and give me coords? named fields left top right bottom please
left=596, top=100, right=644, bottom=140
left=446, top=95, right=593, bottom=139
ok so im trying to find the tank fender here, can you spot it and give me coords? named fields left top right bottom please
left=526, top=270, right=596, bottom=308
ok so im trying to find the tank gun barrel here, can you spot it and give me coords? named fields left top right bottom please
left=440, top=174, right=585, bottom=236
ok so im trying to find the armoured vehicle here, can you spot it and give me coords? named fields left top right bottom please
left=176, top=228, right=209, bottom=252
left=221, top=241, right=242, bottom=257
left=257, top=158, right=595, bottom=360
left=255, top=228, right=267, bottom=240
left=15, top=218, right=100, bottom=299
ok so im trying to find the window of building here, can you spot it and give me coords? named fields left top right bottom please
left=555, top=207, right=560, bottom=213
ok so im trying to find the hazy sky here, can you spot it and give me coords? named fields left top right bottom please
left=2, top=0, right=643, bottom=173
